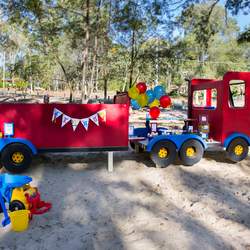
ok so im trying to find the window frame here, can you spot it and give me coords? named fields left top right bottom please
left=192, top=88, right=218, bottom=110
left=228, top=80, right=246, bottom=109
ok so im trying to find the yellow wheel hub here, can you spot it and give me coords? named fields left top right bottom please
left=186, top=147, right=196, bottom=157
left=234, top=145, right=244, bottom=156
left=12, top=152, right=24, bottom=164
left=158, top=148, right=168, bottom=158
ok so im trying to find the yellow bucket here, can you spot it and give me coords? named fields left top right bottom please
left=9, top=210, right=30, bottom=232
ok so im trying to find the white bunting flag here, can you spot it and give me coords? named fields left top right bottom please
left=61, top=114, right=71, bottom=127
left=98, top=109, right=106, bottom=122
left=52, top=107, right=105, bottom=132
left=81, top=118, right=89, bottom=131
left=52, top=108, right=62, bottom=122
left=71, top=118, right=81, bottom=131
left=89, top=113, right=99, bottom=126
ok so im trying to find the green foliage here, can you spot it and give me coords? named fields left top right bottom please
left=238, top=27, right=250, bottom=43
left=0, top=0, right=249, bottom=96
left=15, top=80, right=29, bottom=90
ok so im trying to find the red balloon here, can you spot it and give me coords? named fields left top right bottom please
left=136, top=82, right=147, bottom=94
left=149, top=107, right=160, bottom=120
left=160, top=95, right=171, bottom=108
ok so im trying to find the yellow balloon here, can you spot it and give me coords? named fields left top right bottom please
left=128, top=86, right=139, bottom=99
left=137, top=93, right=148, bottom=107
left=149, top=99, right=160, bottom=108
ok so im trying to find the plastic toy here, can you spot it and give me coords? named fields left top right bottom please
left=131, top=99, right=140, bottom=110
left=136, top=82, right=147, bottom=94
left=0, top=174, right=51, bottom=231
left=137, top=93, right=148, bottom=107
left=160, top=95, right=171, bottom=108
left=149, top=107, right=160, bottom=120
left=128, top=82, right=171, bottom=119
left=127, top=71, right=250, bottom=168
left=0, top=174, right=31, bottom=227
left=10, top=184, right=51, bottom=215
left=154, top=85, right=165, bottom=99
left=146, top=89, right=155, bottom=103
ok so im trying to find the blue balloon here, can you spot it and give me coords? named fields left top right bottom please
left=154, top=85, right=165, bottom=99
left=146, top=90, right=155, bottom=104
left=131, top=99, right=140, bottom=110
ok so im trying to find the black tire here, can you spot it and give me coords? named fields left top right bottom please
left=150, top=140, right=176, bottom=168
left=179, top=139, right=204, bottom=166
left=1, top=143, right=32, bottom=173
left=9, top=200, right=25, bottom=212
left=226, top=138, right=249, bottom=162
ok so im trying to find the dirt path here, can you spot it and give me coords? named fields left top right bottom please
left=0, top=151, right=250, bottom=250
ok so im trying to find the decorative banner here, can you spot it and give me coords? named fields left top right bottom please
left=52, top=108, right=62, bottom=122
left=61, top=114, right=71, bottom=127
left=71, top=118, right=81, bottom=131
left=52, top=108, right=106, bottom=132
left=98, top=109, right=106, bottom=122
left=81, top=118, right=89, bottom=131
left=89, top=113, right=99, bottom=126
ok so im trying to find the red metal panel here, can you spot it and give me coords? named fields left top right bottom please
left=206, top=89, right=212, bottom=106
left=190, top=79, right=224, bottom=142
left=0, top=104, right=129, bottom=150
left=221, top=72, right=250, bottom=143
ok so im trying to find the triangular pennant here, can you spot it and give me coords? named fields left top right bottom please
left=71, top=118, right=80, bottom=131
left=61, top=114, right=71, bottom=127
left=89, top=113, right=99, bottom=126
left=81, top=118, right=89, bottom=131
left=52, top=108, right=62, bottom=122
left=98, top=109, right=106, bottom=122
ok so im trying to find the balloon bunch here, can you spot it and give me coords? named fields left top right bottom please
left=128, top=82, right=171, bottom=120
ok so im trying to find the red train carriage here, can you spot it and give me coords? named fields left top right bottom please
left=0, top=104, right=129, bottom=172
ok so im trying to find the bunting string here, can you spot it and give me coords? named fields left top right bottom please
left=52, top=108, right=106, bottom=131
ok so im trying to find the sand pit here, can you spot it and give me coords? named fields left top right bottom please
left=0, top=151, right=249, bottom=250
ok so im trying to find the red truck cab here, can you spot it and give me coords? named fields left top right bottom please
left=189, top=71, right=250, bottom=162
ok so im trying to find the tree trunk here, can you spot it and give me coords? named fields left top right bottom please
left=95, top=62, right=99, bottom=92
left=128, top=29, right=135, bottom=89
left=104, top=78, right=108, bottom=99
left=81, top=0, right=90, bottom=103
left=89, top=35, right=98, bottom=96
left=69, top=85, right=73, bottom=103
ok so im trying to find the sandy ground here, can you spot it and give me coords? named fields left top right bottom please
left=0, top=150, right=249, bottom=250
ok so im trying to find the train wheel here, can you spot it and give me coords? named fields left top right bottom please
left=9, top=200, right=25, bottom=212
left=226, top=138, right=248, bottom=162
left=179, top=139, right=204, bottom=166
left=150, top=141, right=176, bottom=168
left=1, top=143, right=32, bottom=173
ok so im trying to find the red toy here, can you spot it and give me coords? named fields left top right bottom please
left=25, top=188, right=51, bottom=216
left=160, top=95, right=171, bottom=108
left=136, top=82, right=147, bottom=94
left=149, top=107, right=160, bottom=119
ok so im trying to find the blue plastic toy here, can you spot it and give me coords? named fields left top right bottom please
left=0, top=174, right=32, bottom=227
left=131, top=99, right=141, bottom=110
left=154, top=85, right=165, bottom=99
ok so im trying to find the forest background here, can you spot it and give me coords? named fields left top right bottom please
left=0, top=0, right=249, bottom=102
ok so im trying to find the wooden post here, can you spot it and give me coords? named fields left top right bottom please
left=108, top=152, right=113, bottom=172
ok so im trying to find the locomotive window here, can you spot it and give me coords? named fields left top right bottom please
left=193, top=88, right=217, bottom=109
left=229, top=80, right=245, bottom=108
